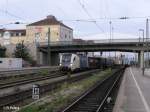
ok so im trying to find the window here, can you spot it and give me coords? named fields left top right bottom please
left=4, top=41, right=10, bottom=45
left=62, top=54, right=72, bottom=63
left=16, top=33, right=19, bottom=36
left=65, top=34, right=67, bottom=38
left=0, top=61, right=2, bottom=63
left=19, top=33, right=22, bottom=36
left=10, top=33, right=14, bottom=37
left=73, top=57, right=76, bottom=61
left=35, top=33, right=40, bottom=42
left=46, top=33, right=48, bottom=40
left=3, top=31, right=10, bottom=39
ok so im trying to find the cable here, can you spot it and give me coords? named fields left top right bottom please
left=0, top=23, right=12, bottom=27
left=60, top=16, right=150, bottom=22
left=0, top=8, right=26, bottom=21
left=76, top=0, right=105, bottom=33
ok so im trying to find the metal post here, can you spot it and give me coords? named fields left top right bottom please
left=109, top=21, right=112, bottom=60
left=140, top=51, right=144, bottom=75
left=146, top=19, right=149, bottom=68
left=138, top=29, right=145, bottom=43
left=138, top=29, right=145, bottom=74
left=138, top=52, right=140, bottom=67
left=146, top=19, right=149, bottom=42
left=109, top=21, right=112, bottom=43
left=47, top=28, right=51, bottom=66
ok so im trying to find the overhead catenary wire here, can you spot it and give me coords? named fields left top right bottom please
left=0, top=8, right=26, bottom=21
left=76, top=0, right=105, bottom=33
left=60, top=16, right=150, bottom=22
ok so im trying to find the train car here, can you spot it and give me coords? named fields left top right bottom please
left=88, top=57, right=101, bottom=69
left=60, top=53, right=114, bottom=72
left=88, top=57, right=114, bottom=69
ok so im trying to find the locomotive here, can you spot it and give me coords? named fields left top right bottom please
left=59, top=53, right=114, bottom=71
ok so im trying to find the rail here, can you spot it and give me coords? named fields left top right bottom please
left=0, top=71, right=65, bottom=89
left=0, top=66, right=59, bottom=78
left=0, top=69, right=101, bottom=110
left=62, top=67, right=125, bottom=112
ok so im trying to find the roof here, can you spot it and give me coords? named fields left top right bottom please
left=27, top=15, right=73, bottom=30
left=7, top=29, right=26, bottom=33
left=0, top=29, right=5, bottom=32
left=73, top=39, right=84, bottom=42
left=0, top=29, right=26, bottom=33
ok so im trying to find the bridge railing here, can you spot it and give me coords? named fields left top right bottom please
left=38, top=38, right=150, bottom=46
left=39, top=41, right=93, bottom=46
left=93, top=38, right=149, bottom=43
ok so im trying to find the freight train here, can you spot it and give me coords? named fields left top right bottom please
left=59, top=53, right=114, bottom=71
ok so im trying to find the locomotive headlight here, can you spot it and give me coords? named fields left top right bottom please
left=70, top=63, right=73, bottom=66
left=59, top=63, right=62, bottom=66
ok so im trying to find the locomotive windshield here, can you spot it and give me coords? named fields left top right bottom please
left=62, top=54, right=72, bottom=63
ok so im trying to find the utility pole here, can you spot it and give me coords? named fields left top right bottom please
left=109, top=21, right=112, bottom=43
left=139, top=29, right=145, bottom=43
left=109, top=21, right=112, bottom=59
left=139, top=29, right=145, bottom=75
left=146, top=19, right=149, bottom=68
left=47, top=28, right=51, bottom=66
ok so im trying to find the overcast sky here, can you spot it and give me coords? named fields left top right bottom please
left=0, top=0, right=150, bottom=39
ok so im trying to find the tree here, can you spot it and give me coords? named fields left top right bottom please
left=0, top=45, right=6, bottom=57
left=14, top=41, right=30, bottom=60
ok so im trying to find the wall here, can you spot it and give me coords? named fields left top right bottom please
left=60, top=26, right=73, bottom=41
left=38, top=52, right=59, bottom=66
left=5, top=43, right=37, bottom=60
left=0, top=58, right=22, bottom=69
left=10, top=36, right=26, bottom=44
left=26, top=25, right=61, bottom=43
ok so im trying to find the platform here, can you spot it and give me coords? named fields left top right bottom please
left=113, top=67, right=150, bottom=112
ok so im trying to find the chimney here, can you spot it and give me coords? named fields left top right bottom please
left=47, top=15, right=56, bottom=20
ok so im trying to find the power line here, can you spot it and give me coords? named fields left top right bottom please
left=0, top=8, right=26, bottom=21
left=0, top=22, right=28, bottom=27
left=77, top=0, right=105, bottom=33
left=61, top=16, right=150, bottom=22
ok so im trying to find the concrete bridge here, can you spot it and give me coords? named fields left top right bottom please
left=38, top=38, right=150, bottom=52
left=37, top=38, right=150, bottom=67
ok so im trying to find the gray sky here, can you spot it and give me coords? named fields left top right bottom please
left=0, top=0, right=150, bottom=38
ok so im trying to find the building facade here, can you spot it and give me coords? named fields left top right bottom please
left=26, top=15, right=73, bottom=44
left=0, top=15, right=73, bottom=65
left=0, top=15, right=73, bottom=45
left=0, top=29, right=26, bottom=45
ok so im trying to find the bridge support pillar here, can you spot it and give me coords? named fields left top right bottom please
left=138, top=53, right=140, bottom=67
left=140, top=51, right=144, bottom=69
left=42, top=52, right=59, bottom=66
left=51, top=53, right=59, bottom=66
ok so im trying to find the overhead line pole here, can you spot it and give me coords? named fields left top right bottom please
left=47, top=28, right=51, bottom=66
left=146, top=19, right=149, bottom=68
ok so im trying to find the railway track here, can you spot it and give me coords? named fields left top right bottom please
left=0, top=69, right=100, bottom=110
left=0, top=66, right=59, bottom=79
left=62, top=68, right=124, bottom=112
left=0, top=71, right=66, bottom=89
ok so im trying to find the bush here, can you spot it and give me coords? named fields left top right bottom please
left=14, top=41, right=30, bottom=61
